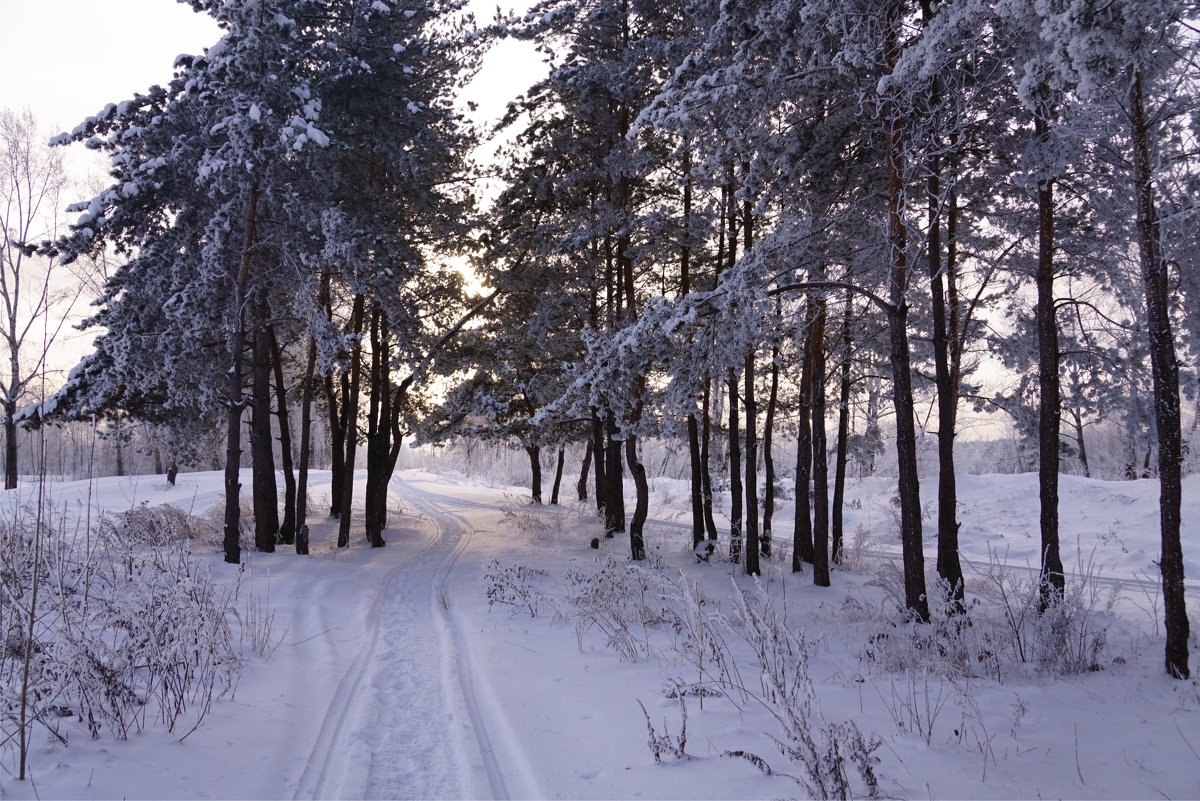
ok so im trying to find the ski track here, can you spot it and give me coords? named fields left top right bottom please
left=292, top=475, right=540, bottom=801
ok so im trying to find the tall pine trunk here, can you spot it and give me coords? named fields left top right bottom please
left=526, top=445, right=543, bottom=503
left=268, top=326, right=297, bottom=545
left=762, top=332, right=780, bottom=558
left=700, top=379, right=719, bottom=541
left=336, top=294, right=366, bottom=548
left=811, top=297, right=830, bottom=587
left=364, top=307, right=390, bottom=547
left=223, top=184, right=260, bottom=565
left=831, top=288, right=853, bottom=564
left=741, top=181, right=759, bottom=573
left=590, top=411, right=606, bottom=512
left=1034, top=88, right=1065, bottom=606
left=604, top=414, right=624, bottom=535
left=250, top=296, right=279, bottom=551
left=577, top=440, right=592, bottom=501
left=743, top=355, right=760, bottom=575
left=925, top=105, right=964, bottom=604
left=295, top=334, right=317, bottom=555
left=1130, top=67, right=1189, bottom=679
left=883, top=0, right=928, bottom=621
left=793, top=301, right=815, bottom=571
left=550, top=446, right=565, bottom=505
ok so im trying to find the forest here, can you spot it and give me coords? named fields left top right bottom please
left=0, top=0, right=1196, bottom=760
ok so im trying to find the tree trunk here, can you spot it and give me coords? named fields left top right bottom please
left=762, top=334, right=780, bottom=558
left=700, top=379, right=719, bottom=541
left=577, top=439, right=592, bottom=501
left=793, top=302, right=815, bottom=571
left=625, top=435, right=648, bottom=560
left=811, top=297, right=830, bottom=588
left=224, top=184, right=260, bottom=565
left=604, top=414, right=624, bottom=534
left=591, top=410, right=606, bottom=513
left=923, top=86, right=964, bottom=604
left=337, top=293, right=366, bottom=548
left=744, top=354, right=760, bottom=575
left=831, top=288, right=853, bottom=564
left=728, top=368, right=743, bottom=564
left=3, top=402, right=16, bottom=489
left=680, top=415, right=704, bottom=548
left=1071, top=405, right=1091, bottom=478
left=295, top=334, right=317, bottom=555
left=526, top=445, right=543, bottom=504
left=325, top=371, right=345, bottom=518
left=1034, top=88, right=1065, bottom=607
left=364, top=306, right=390, bottom=547
left=1130, top=67, right=1189, bottom=679
left=268, top=326, right=297, bottom=545
left=883, top=1, right=928, bottom=621
left=550, top=446, right=565, bottom=505
left=251, top=298, right=279, bottom=551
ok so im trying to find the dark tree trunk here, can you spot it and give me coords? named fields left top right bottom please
left=364, top=306, right=390, bottom=547
left=604, top=414, right=624, bottom=535
left=223, top=185, right=259, bottom=565
left=325, top=371, right=345, bottom=518
left=884, top=1, right=928, bottom=621
left=687, top=415, right=705, bottom=548
left=1131, top=67, right=1190, bottom=679
left=831, top=288, right=853, bottom=564
left=744, top=354, right=760, bottom=575
left=550, top=446, right=565, bottom=505
left=591, top=411, right=606, bottom=512
left=337, top=294, right=366, bottom=548
left=762, top=334, right=780, bottom=558
left=728, top=368, right=743, bottom=564
left=251, top=299, right=279, bottom=552
left=681, top=161, right=706, bottom=549
left=793, top=303, right=815, bottom=572
left=700, top=379, right=718, bottom=541
left=577, top=439, right=592, bottom=501
left=922, top=71, right=964, bottom=603
left=1034, top=88, right=1065, bottom=607
left=3, top=402, right=16, bottom=489
left=811, top=297, right=830, bottom=588
left=741, top=183, right=759, bottom=573
left=295, top=334, right=317, bottom=555
left=526, top=445, right=543, bottom=504
left=625, top=435, right=648, bottom=560
left=268, top=326, right=297, bottom=545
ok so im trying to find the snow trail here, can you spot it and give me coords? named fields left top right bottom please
left=291, top=474, right=540, bottom=800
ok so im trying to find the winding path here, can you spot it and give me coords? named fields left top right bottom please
left=291, top=474, right=540, bottom=800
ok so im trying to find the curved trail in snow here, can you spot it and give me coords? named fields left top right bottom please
left=291, top=474, right=540, bottom=801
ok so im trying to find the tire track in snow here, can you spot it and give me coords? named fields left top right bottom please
left=394, top=477, right=545, bottom=801
left=291, top=512, right=444, bottom=801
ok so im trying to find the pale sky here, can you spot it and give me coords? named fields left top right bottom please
left=0, top=0, right=541, bottom=374
left=0, top=0, right=540, bottom=177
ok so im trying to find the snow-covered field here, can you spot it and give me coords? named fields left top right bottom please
left=2, top=467, right=1199, bottom=800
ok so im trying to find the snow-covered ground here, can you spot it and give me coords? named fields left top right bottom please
left=2, top=467, right=1198, bottom=800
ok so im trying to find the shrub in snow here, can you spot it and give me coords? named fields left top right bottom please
left=723, top=580, right=882, bottom=799
left=482, top=560, right=549, bottom=618
left=0, top=503, right=245, bottom=764
left=862, top=549, right=1119, bottom=681
left=564, top=558, right=669, bottom=661
left=498, top=495, right=554, bottom=539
